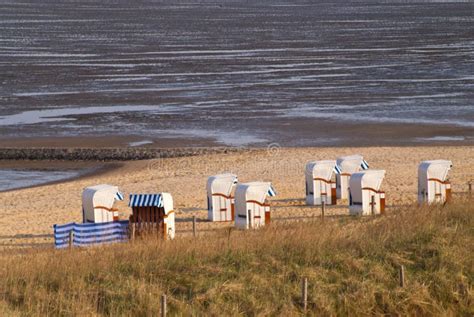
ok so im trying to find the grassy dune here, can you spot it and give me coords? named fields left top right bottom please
left=0, top=200, right=472, bottom=316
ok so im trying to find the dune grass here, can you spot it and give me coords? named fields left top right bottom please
left=0, top=199, right=472, bottom=316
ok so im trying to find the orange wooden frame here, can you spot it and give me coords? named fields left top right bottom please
left=246, top=200, right=270, bottom=207
left=212, top=193, right=234, bottom=199
left=313, top=178, right=335, bottom=184
left=428, top=178, right=450, bottom=184
left=94, top=205, right=118, bottom=212
left=362, top=187, right=385, bottom=194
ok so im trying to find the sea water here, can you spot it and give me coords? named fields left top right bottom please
left=0, top=169, right=81, bottom=192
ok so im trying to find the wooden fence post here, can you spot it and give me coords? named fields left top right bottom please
left=399, top=265, right=405, bottom=287
left=161, top=294, right=167, bottom=317
left=321, top=201, right=325, bottom=222
left=68, top=230, right=73, bottom=249
left=192, top=216, right=197, bottom=238
left=248, top=209, right=252, bottom=229
left=301, top=277, right=308, bottom=311
left=371, top=195, right=375, bottom=216
left=131, top=223, right=136, bottom=242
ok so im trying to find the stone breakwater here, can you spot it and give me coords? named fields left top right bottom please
left=0, top=147, right=252, bottom=161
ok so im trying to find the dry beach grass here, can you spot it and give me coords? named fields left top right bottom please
left=0, top=199, right=472, bottom=316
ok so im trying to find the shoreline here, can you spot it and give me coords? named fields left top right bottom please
left=1, top=119, right=474, bottom=150
left=1, top=140, right=474, bottom=162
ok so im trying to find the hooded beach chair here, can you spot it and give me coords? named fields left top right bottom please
left=305, top=160, right=340, bottom=205
left=418, top=160, right=452, bottom=204
left=207, top=173, right=238, bottom=222
left=82, top=184, right=124, bottom=223
left=349, top=170, right=386, bottom=216
left=234, top=182, right=276, bottom=229
left=336, top=155, right=369, bottom=200
left=129, top=193, right=175, bottom=240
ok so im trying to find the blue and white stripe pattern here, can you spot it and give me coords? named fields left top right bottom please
left=53, top=221, right=129, bottom=249
left=333, top=164, right=342, bottom=175
left=361, top=159, right=369, bottom=170
left=129, top=194, right=163, bottom=207
left=115, top=191, right=124, bottom=201
left=267, top=185, right=277, bottom=197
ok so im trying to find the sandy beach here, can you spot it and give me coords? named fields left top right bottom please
left=0, top=146, right=472, bottom=249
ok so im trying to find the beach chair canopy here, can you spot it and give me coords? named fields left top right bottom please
left=207, top=173, right=238, bottom=196
left=82, top=184, right=123, bottom=214
left=336, top=155, right=369, bottom=173
left=235, top=182, right=276, bottom=206
left=129, top=194, right=163, bottom=208
left=418, top=160, right=452, bottom=182
left=350, top=170, right=386, bottom=203
left=129, top=193, right=174, bottom=215
left=306, top=160, right=338, bottom=181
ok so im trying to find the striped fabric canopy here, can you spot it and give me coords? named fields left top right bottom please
left=267, top=186, right=277, bottom=197
left=361, top=159, right=370, bottom=170
left=115, top=191, right=124, bottom=201
left=129, top=194, right=163, bottom=207
left=333, top=165, right=342, bottom=175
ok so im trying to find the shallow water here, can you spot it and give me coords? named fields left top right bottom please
left=0, top=169, right=81, bottom=192
left=0, top=0, right=473, bottom=146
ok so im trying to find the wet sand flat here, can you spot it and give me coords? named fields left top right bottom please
left=0, top=1, right=473, bottom=146
left=0, top=146, right=472, bottom=249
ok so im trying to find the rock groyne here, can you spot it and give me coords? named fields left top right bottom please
left=0, top=147, right=250, bottom=161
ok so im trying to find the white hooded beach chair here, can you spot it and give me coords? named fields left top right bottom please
left=129, top=192, right=175, bottom=240
left=235, top=182, right=276, bottom=229
left=336, top=155, right=369, bottom=200
left=82, top=184, right=124, bottom=223
left=305, top=160, right=340, bottom=206
left=207, top=173, right=238, bottom=222
left=418, top=160, right=452, bottom=204
left=349, top=170, right=386, bottom=216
